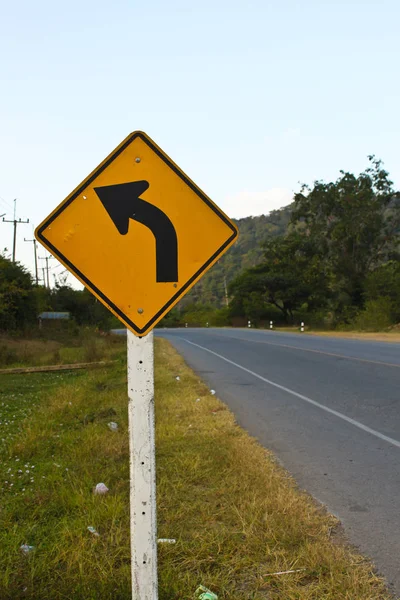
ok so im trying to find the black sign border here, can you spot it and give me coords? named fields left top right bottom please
left=36, top=132, right=238, bottom=335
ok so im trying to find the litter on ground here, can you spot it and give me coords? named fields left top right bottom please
left=94, top=482, right=109, bottom=495
left=196, top=585, right=218, bottom=600
left=20, top=544, right=35, bottom=555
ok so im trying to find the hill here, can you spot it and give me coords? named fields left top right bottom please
left=183, top=205, right=292, bottom=307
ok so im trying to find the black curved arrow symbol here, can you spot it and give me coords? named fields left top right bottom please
left=94, top=181, right=178, bottom=283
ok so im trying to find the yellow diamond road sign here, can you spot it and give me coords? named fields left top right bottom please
left=35, top=131, right=238, bottom=336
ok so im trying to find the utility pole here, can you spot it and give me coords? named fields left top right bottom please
left=223, top=275, right=229, bottom=307
left=2, top=199, right=29, bottom=262
left=39, top=255, right=54, bottom=288
left=24, top=237, right=39, bottom=285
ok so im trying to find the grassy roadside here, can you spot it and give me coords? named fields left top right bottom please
left=0, top=338, right=391, bottom=599
left=305, top=330, right=400, bottom=343
left=245, top=326, right=400, bottom=343
left=0, top=331, right=122, bottom=368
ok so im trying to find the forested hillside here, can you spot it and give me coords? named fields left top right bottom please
left=184, top=205, right=292, bottom=306
left=173, top=157, right=400, bottom=332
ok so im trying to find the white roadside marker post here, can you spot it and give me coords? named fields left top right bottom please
left=301, top=322, right=305, bottom=332
left=270, top=321, right=273, bottom=330
left=127, top=330, right=158, bottom=600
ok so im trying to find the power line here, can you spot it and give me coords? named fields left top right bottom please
left=53, top=269, right=69, bottom=287
left=49, top=262, right=63, bottom=271
left=0, top=201, right=10, bottom=214
left=0, top=195, right=14, bottom=211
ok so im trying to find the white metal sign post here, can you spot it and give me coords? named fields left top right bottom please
left=34, top=132, right=239, bottom=600
left=127, top=330, right=158, bottom=599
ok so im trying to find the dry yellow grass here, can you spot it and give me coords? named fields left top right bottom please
left=0, top=332, right=123, bottom=367
left=271, top=328, right=400, bottom=343
left=306, top=331, right=400, bottom=343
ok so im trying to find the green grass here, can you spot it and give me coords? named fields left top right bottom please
left=0, top=337, right=391, bottom=599
left=0, top=341, right=129, bottom=599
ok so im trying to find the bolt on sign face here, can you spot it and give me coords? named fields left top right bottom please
left=35, top=131, right=238, bottom=336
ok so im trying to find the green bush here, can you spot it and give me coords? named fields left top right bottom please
left=210, top=307, right=231, bottom=327
left=365, top=262, right=400, bottom=322
left=158, top=308, right=181, bottom=328
left=303, top=310, right=335, bottom=330
left=352, top=298, right=394, bottom=331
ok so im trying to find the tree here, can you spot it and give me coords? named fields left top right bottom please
left=0, top=254, right=36, bottom=330
left=229, top=233, right=329, bottom=323
left=364, top=261, right=400, bottom=322
left=50, top=285, right=118, bottom=329
left=291, top=156, right=399, bottom=310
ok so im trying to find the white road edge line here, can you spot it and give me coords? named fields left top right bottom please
left=200, top=330, right=400, bottom=368
left=182, top=337, right=400, bottom=450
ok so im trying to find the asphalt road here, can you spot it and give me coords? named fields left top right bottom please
left=157, top=328, right=400, bottom=596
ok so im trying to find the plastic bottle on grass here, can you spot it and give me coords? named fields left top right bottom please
left=196, top=586, right=218, bottom=600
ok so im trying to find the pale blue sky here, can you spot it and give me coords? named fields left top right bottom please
left=1, top=0, right=399, bottom=284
